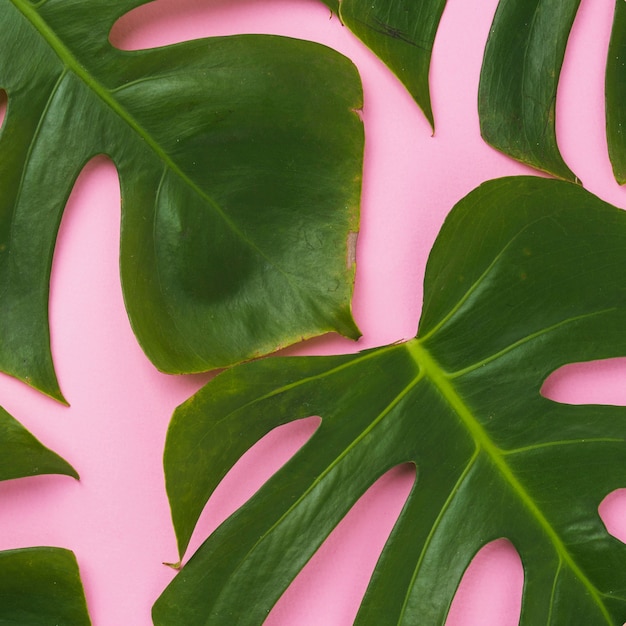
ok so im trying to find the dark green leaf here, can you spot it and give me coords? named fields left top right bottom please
left=327, top=0, right=447, bottom=128
left=156, top=177, right=626, bottom=625
left=606, top=0, right=626, bottom=185
left=478, top=0, right=580, bottom=182
left=0, top=0, right=363, bottom=401
left=0, top=547, right=90, bottom=625
left=0, top=405, right=78, bottom=481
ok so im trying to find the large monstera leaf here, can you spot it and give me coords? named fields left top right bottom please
left=0, top=0, right=363, bottom=402
left=0, top=407, right=91, bottom=624
left=156, top=177, right=626, bottom=625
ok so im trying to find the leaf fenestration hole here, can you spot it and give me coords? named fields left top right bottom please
left=110, top=0, right=249, bottom=50
left=0, top=89, right=7, bottom=133
left=446, top=539, right=523, bottom=626
left=599, top=489, right=626, bottom=544
left=541, top=358, right=626, bottom=405
left=0, top=474, right=77, bottom=553
left=266, top=463, right=416, bottom=626
left=182, top=415, right=321, bottom=559
left=48, top=155, right=122, bottom=397
left=109, top=0, right=313, bottom=51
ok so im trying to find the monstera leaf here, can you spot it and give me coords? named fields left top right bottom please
left=155, top=177, right=626, bottom=625
left=480, top=0, right=626, bottom=184
left=320, top=0, right=446, bottom=128
left=478, top=0, right=581, bottom=182
left=0, top=0, right=363, bottom=402
left=0, top=408, right=90, bottom=624
left=323, top=0, right=626, bottom=183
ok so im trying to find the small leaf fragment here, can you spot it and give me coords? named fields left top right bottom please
left=0, top=547, right=91, bottom=625
left=329, top=0, right=447, bottom=129
left=0, top=405, right=77, bottom=481
left=606, top=0, right=626, bottom=185
left=479, top=0, right=581, bottom=181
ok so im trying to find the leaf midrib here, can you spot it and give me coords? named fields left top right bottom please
left=407, top=339, right=613, bottom=624
left=9, top=0, right=290, bottom=280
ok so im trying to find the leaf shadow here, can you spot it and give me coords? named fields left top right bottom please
left=0, top=472, right=75, bottom=503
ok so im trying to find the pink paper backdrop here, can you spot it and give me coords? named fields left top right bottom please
left=1, top=1, right=625, bottom=624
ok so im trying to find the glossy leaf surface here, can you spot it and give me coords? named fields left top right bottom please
left=479, top=0, right=580, bottom=182
left=322, top=0, right=447, bottom=128
left=157, top=177, right=626, bottom=625
left=0, top=548, right=90, bottom=625
left=0, top=0, right=363, bottom=401
left=0, top=405, right=77, bottom=481
left=607, top=0, right=626, bottom=185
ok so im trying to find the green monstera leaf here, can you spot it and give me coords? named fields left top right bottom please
left=323, top=0, right=626, bottom=183
left=0, top=0, right=363, bottom=402
left=320, top=0, right=447, bottom=128
left=478, top=0, right=581, bottom=183
left=156, top=177, right=626, bottom=625
left=0, top=408, right=90, bottom=624
left=479, top=0, right=626, bottom=184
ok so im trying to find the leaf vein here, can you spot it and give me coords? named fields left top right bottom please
left=397, top=449, right=480, bottom=625
left=151, top=165, right=205, bottom=363
left=8, top=68, right=68, bottom=275
left=447, top=307, right=616, bottom=379
left=546, top=559, right=563, bottom=625
left=419, top=211, right=565, bottom=344
left=188, top=343, right=407, bottom=456
left=504, top=437, right=624, bottom=457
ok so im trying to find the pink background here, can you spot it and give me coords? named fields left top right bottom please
left=1, top=0, right=626, bottom=624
